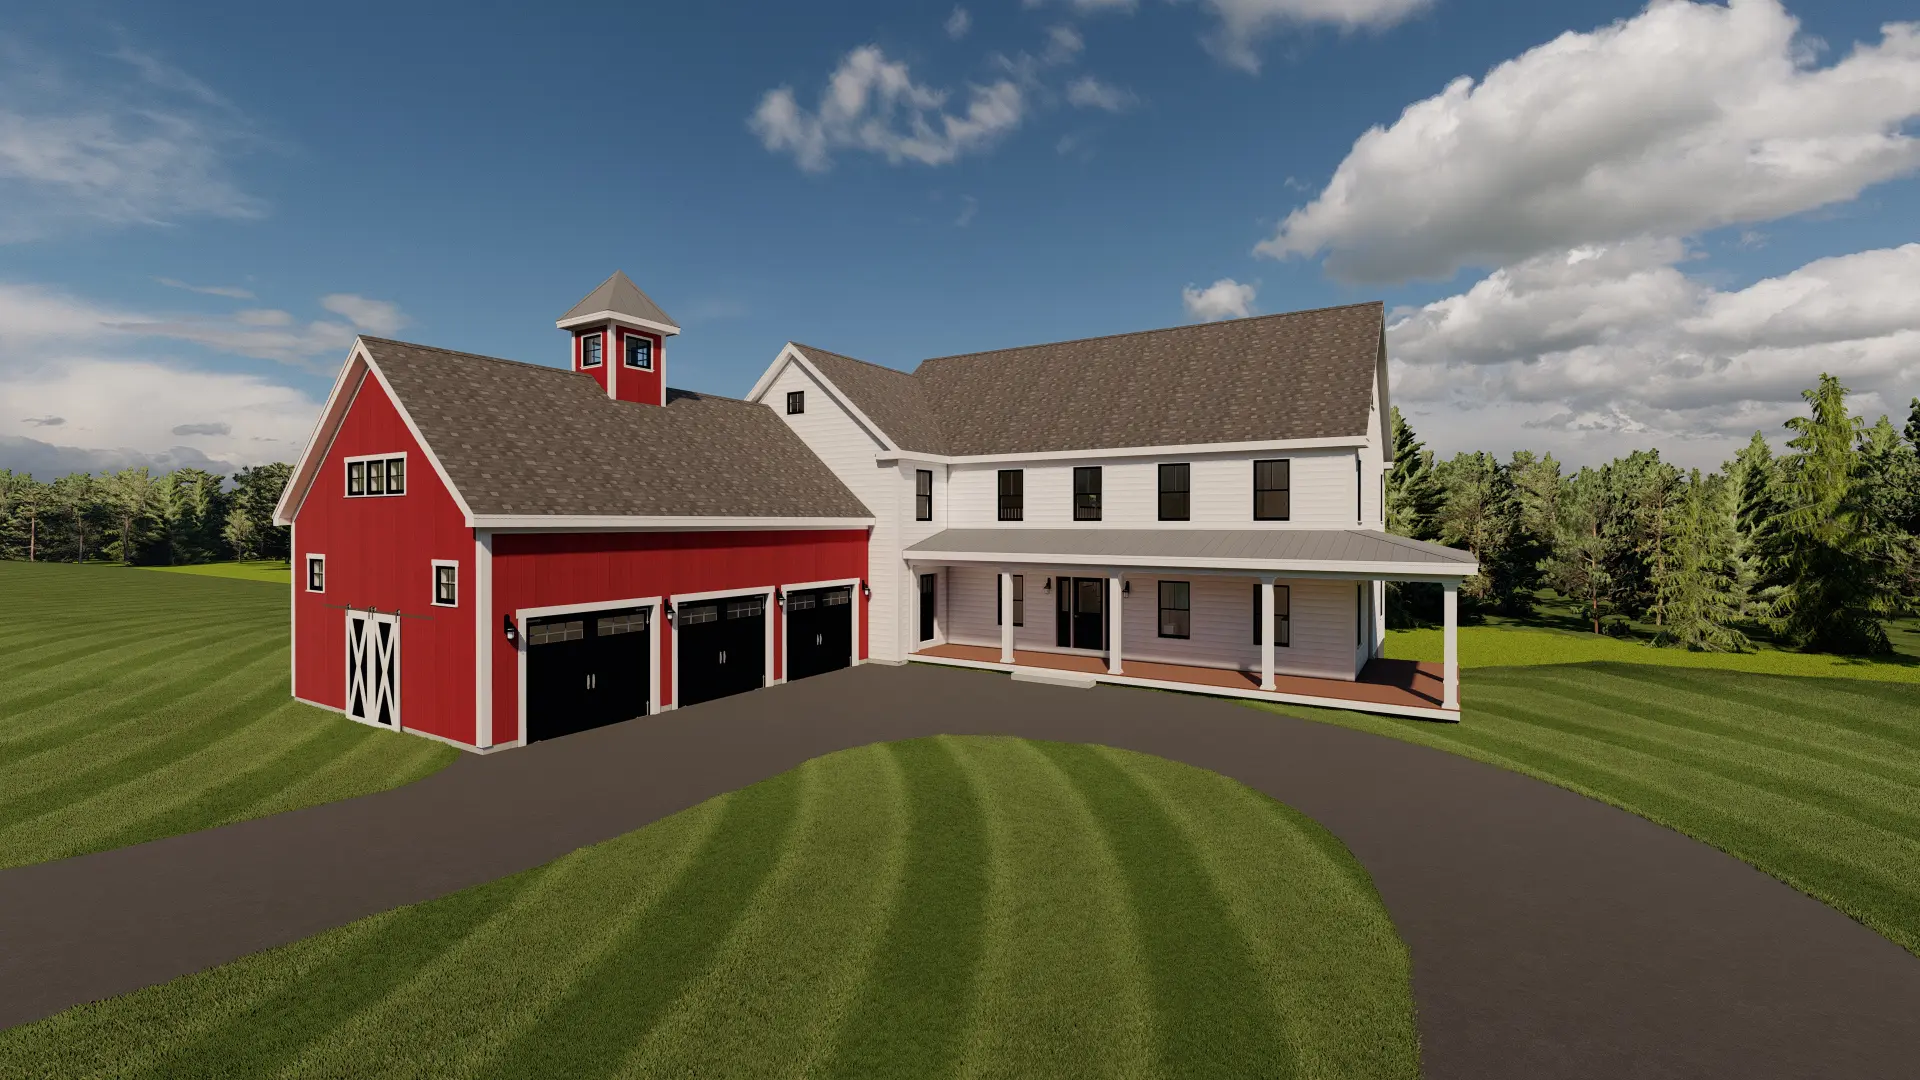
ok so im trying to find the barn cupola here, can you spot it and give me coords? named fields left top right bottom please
left=556, top=271, right=680, bottom=407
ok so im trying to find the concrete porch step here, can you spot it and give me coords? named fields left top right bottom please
left=1011, top=668, right=1099, bottom=690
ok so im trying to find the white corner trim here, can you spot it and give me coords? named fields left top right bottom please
left=472, top=514, right=874, bottom=532
left=556, top=310, right=681, bottom=336
left=474, top=531, right=493, bottom=749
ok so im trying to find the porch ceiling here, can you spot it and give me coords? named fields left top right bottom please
left=904, top=527, right=1477, bottom=580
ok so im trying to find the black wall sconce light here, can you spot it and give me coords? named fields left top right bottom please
left=1122, top=580, right=1131, bottom=596
left=775, top=587, right=785, bottom=609
left=502, top=614, right=519, bottom=645
left=665, top=604, right=676, bottom=625
left=860, top=580, right=872, bottom=599
left=1042, top=577, right=1053, bottom=593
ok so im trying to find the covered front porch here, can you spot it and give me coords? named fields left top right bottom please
left=902, top=527, right=1478, bottom=723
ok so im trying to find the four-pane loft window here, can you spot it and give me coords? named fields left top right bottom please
left=580, top=332, right=603, bottom=368
left=1252, top=583, right=1291, bottom=647
left=1158, top=463, right=1191, bottom=521
left=433, top=563, right=458, bottom=606
left=915, top=469, right=933, bottom=521
left=1254, top=459, right=1290, bottom=521
left=1073, top=466, right=1102, bottom=521
left=997, top=469, right=1024, bottom=521
left=786, top=390, right=805, bottom=414
left=347, top=456, right=406, bottom=498
left=1158, top=581, right=1191, bottom=639
left=623, top=333, right=652, bottom=369
left=306, top=555, right=325, bottom=593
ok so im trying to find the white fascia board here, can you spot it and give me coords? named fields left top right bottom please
left=876, top=435, right=1370, bottom=467
left=904, top=549, right=1477, bottom=580
left=274, top=345, right=372, bottom=525
left=746, top=344, right=900, bottom=453
left=556, top=311, right=681, bottom=336
left=472, top=514, right=875, bottom=532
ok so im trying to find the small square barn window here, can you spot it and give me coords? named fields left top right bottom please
left=787, top=390, right=805, bottom=415
left=1158, top=581, right=1191, bottom=639
left=624, top=334, right=653, bottom=369
left=306, top=555, right=325, bottom=593
left=432, top=562, right=458, bottom=607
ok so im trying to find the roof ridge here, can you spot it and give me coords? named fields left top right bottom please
left=914, top=300, right=1384, bottom=369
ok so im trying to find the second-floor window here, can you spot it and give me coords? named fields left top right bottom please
left=1254, top=459, right=1291, bottom=521
left=347, top=455, right=405, bottom=497
left=1073, top=466, right=1102, bottom=521
left=786, top=390, right=805, bottom=414
left=1158, top=463, right=1190, bottom=521
left=579, top=332, right=603, bottom=368
left=915, top=469, right=933, bottom=521
left=998, top=469, right=1024, bottom=521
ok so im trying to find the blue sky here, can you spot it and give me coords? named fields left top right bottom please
left=2, top=0, right=1916, bottom=476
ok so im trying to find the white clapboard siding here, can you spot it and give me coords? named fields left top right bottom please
left=945, top=448, right=1368, bottom=530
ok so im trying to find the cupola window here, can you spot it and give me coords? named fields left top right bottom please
left=580, top=333, right=603, bottom=368
left=623, top=333, right=653, bottom=370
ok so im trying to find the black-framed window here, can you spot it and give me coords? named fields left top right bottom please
left=915, top=469, right=933, bottom=521
left=623, top=333, right=653, bottom=369
left=433, top=563, right=458, bottom=607
left=998, top=469, right=1024, bottom=521
left=346, top=461, right=364, bottom=496
left=1157, top=580, right=1190, bottom=639
left=386, top=458, right=405, bottom=495
left=347, top=455, right=406, bottom=498
left=1253, top=583, right=1290, bottom=647
left=1073, top=466, right=1102, bottom=521
left=1254, top=459, right=1291, bottom=521
left=1158, top=463, right=1190, bottom=521
left=1356, top=458, right=1364, bottom=523
left=579, top=332, right=603, bottom=368
left=786, top=390, right=805, bottom=414
left=306, top=555, right=325, bottom=593
left=996, top=574, right=1024, bottom=627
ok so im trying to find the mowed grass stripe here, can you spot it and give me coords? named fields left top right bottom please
left=948, top=736, right=1155, bottom=1079
left=471, top=766, right=805, bottom=1080
left=1107, top=748, right=1419, bottom=1079
left=0, top=562, right=457, bottom=869
left=820, top=737, right=991, bottom=1080
left=1269, top=662, right=1920, bottom=957
left=1039, top=741, right=1294, bottom=1079
left=617, top=743, right=911, bottom=1078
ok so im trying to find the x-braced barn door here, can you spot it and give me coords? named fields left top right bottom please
left=346, top=609, right=400, bottom=728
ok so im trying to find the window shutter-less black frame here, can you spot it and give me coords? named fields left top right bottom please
left=915, top=470, right=933, bottom=521
left=1158, top=580, right=1191, bottom=638
left=1158, top=463, right=1190, bottom=521
left=786, top=390, right=805, bottom=414
left=1073, top=466, right=1102, bottom=521
left=998, top=470, right=1024, bottom=521
left=1254, top=459, right=1290, bottom=521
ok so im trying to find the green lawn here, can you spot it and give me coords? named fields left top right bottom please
left=1266, top=658, right=1920, bottom=958
left=0, top=561, right=455, bottom=869
left=0, top=737, right=1418, bottom=1080
left=1385, top=623, right=1920, bottom=682
left=136, top=560, right=293, bottom=584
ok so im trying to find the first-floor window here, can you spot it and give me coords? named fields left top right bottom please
left=432, top=562, right=458, bottom=606
left=1158, top=581, right=1190, bottom=639
left=996, top=574, right=1024, bottom=626
left=1252, top=583, right=1290, bottom=647
left=306, top=555, right=325, bottom=593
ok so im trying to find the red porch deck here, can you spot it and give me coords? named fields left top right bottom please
left=911, top=643, right=1452, bottom=717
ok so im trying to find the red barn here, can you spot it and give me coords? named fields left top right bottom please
left=273, top=273, right=873, bottom=751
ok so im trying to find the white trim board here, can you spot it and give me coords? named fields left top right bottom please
left=556, top=311, right=681, bottom=336
left=513, top=595, right=665, bottom=744
left=474, top=531, right=493, bottom=749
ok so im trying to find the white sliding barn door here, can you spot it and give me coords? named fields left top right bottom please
left=346, top=609, right=401, bottom=728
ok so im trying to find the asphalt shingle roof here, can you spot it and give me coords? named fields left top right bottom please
left=363, top=338, right=870, bottom=519
left=796, top=302, right=1384, bottom=457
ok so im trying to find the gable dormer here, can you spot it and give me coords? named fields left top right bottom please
left=557, top=271, right=681, bottom=407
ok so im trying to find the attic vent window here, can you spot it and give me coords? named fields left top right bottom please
left=580, top=333, right=603, bottom=368
left=787, top=390, right=805, bottom=415
left=346, top=455, right=406, bottom=498
left=623, top=333, right=653, bottom=370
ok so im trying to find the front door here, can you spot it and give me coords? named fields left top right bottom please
left=786, top=586, right=853, bottom=681
left=918, top=573, right=937, bottom=642
left=677, top=594, right=768, bottom=707
left=345, top=609, right=399, bottom=727
left=1054, top=577, right=1105, bottom=649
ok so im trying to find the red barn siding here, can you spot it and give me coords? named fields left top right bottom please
left=489, top=529, right=868, bottom=744
left=612, top=328, right=664, bottom=407
left=574, top=328, right=610, bottom=395
left=291, top=372, right=476, bottom=745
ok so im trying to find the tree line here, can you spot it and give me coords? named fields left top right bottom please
left=0, top=463, right=293, bottom=566
left=1387, top=376, right=1920, bottom=655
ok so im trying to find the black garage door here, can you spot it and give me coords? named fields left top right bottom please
left=786, top=585, right=853, bottom=681
left=526, top=608, right=650, bottom=742
left=676, top=594, right=767, bottom=707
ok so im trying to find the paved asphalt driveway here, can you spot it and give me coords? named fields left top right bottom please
left=1, top=663, right=1917, bottom=1077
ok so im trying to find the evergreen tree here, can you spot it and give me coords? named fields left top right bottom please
left=1385, top=407, right=1442, bottom=540
left=100, top=467, right=160, bottom=565
left=232, top=463, right=292, bottom=561
left=1767, top=374, right=1910, bottom=653
left=222, top=504, right=260, bottom=561
left=1905, top=397, right=1920, bottom=453
left=1656, top=470, right=1750, bottom=651
left=157, top=468, right=229, bottom=564
left=1545, top=466, right=1617, bottom=634
left=1433, top=451, right=1532, bottom=614
left=1604, top=450, right=1683, bottom=625
left=49, top=473, right=98, bottom=562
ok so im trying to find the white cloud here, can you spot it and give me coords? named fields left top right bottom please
left=320, top=293, right=408, bottom=336
left=1201, top=0, right=1433, bottom=72
left=955, top=194, right=979, bottom=227
left=1066, top=75, right=1135, bottom=111
left=1388, top=240, right=1920, bottom=466
left=946, top=7, right=972, bottom=40
left=751, top=46, right=1025, bottom=172
left=1045, top=25, right=1086, bottom=65
left=1259, top=0, right=1920, bottom=283
left=155, top=277, right=254, bottom=299
left=1182, top=278, right=1258, bottom=321
left=0, top=39, right=264, bottom=241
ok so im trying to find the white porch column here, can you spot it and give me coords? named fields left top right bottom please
left=1108, top=571, right=1124, bottom=675
left=1259, top=575, right=1277, bottom=691
left=1442, top=580, right=1460, bottom=710
left=999, top=569, right=1015, bottom=664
